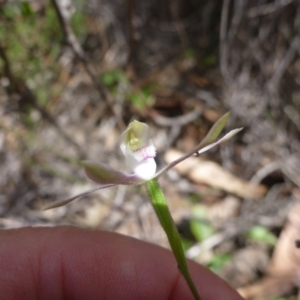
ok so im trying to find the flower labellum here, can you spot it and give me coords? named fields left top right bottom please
left=120, top=120, right=156, bottom=180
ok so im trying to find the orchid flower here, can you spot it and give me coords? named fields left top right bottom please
left=44, top=112, right=242, bottom=300
left=45, top=112, right=242, bottom=210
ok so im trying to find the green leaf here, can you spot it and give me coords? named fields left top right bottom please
left=190, top=205, right=215, bottom=242
left=198, top=112, right=230, bottom=148
left=127, top=89, right=154, bottom=110
left=101, top=69, right=126, bottom=86
left=21, top=2, right=33, bottom=17
left=207, top=253, right=231, bottom=274
left=204, top=54, right=217, bottom=67
left=184, top=48, right=196, bottom=58
left=181, top=238, right=193, bottom=252
left=246, top=225, right=277, bottom=246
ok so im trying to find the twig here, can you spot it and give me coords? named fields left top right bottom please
left=250, top=161, right=281, bottom=186
left=195, top=90, right=220, bottom=108
left=284, top=105, right=300, bottom=131
left=282, top=155, right=300, bottom=188
left=151, top=107, right=202, bottom=127
left=186, top=229, right=237, bottom=259
left=151, top=107, right=203, bottom=152
left=228, top=0, right=246, bottom=42
left=219, top=0, right=231, bottom=80
left=51, top=0, right=125, bottom=130
left=127, top=0, right=136, bottom=74
left=269, top=34, right=300, bottom=89
left=248, top=0, right=295, bottom=18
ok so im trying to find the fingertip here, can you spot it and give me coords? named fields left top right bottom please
left=0, top=226, right=244, bottom=300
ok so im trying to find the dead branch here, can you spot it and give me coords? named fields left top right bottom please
left=269, top=33, right=300, bottom=90
left=248, top=0, right=295, bottom=18
left=151, top=107, right=202, bottom=127
left=51, top=0, right=125, bottom=130
left=219, top=0, right=231, bottom=80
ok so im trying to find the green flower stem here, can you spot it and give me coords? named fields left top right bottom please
left=146, top=179, right=201, bottom=300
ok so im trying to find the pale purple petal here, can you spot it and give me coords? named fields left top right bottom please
left=81, top=160, right=145, bottom=185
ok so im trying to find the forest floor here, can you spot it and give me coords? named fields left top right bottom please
left=1, top=1, right=300, bottom=299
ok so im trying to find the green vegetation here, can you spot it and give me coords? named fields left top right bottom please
left=190, top=205, right=215, bottom=242
left=246, top=225, right=277, bottom=246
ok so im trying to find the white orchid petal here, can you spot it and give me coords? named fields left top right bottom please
left=133, top=158, right=157, bottom=180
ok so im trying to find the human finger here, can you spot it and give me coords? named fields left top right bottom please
left=0, top=226, right=243, bottom=300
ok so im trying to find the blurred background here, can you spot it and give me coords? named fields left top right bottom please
left=1, top=0, right=300, bottom=299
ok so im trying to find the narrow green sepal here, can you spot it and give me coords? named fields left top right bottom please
left=154, top=113, right=242, bottom=179
left=198, top=112, right=230, bottom=149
